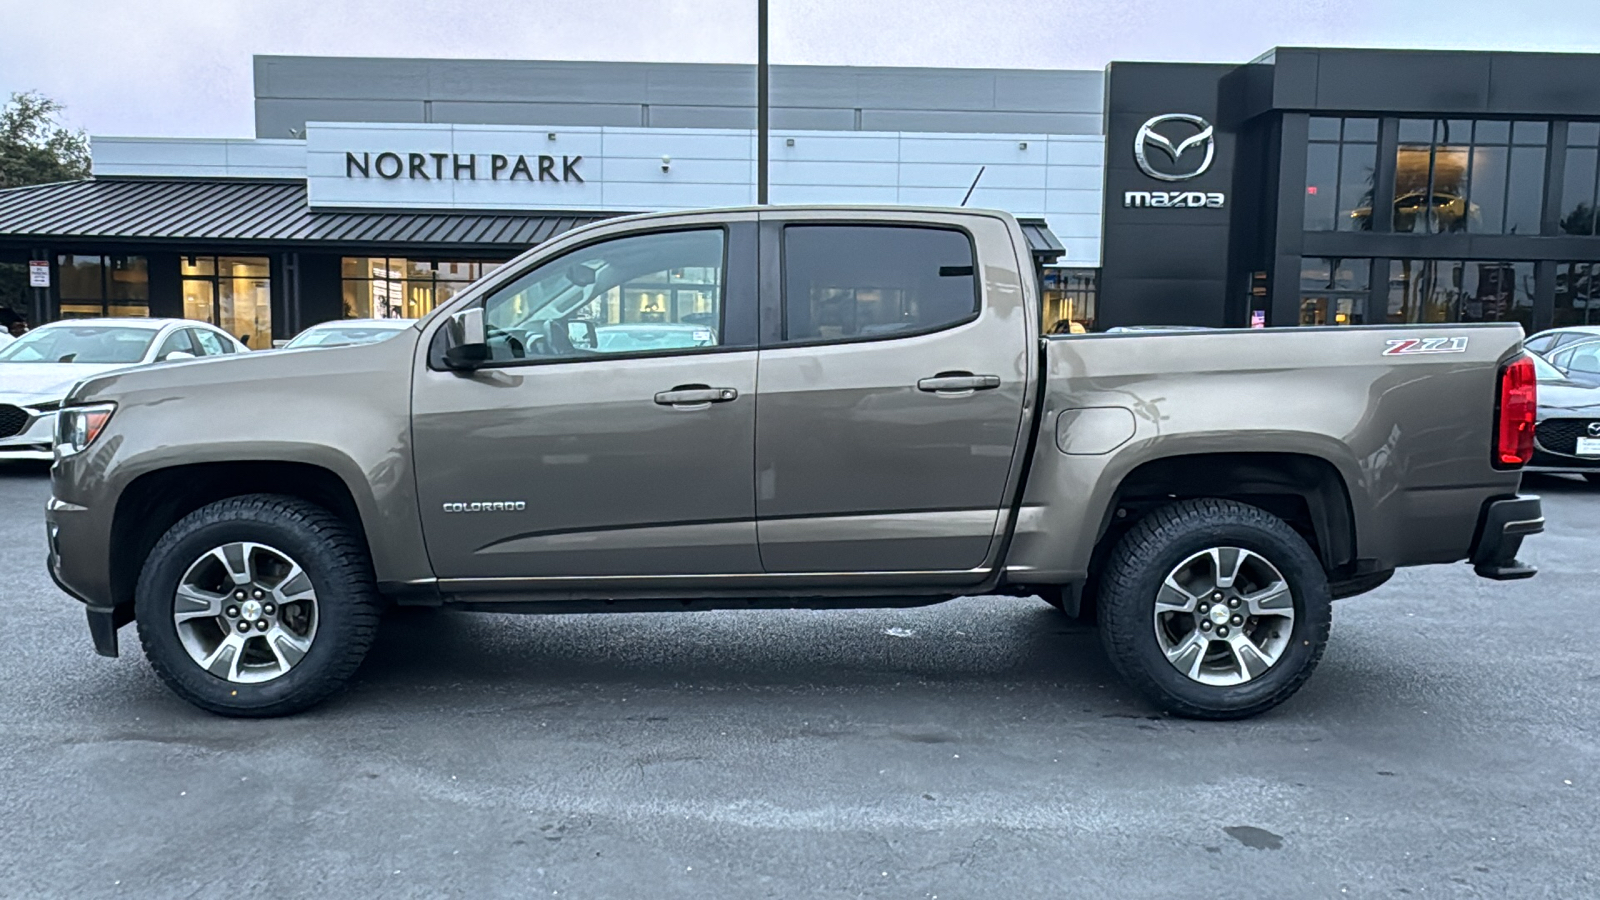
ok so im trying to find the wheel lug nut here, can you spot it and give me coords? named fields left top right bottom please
left=1231, top=615, right=1242, bottom=626
left=1198, top=603, right=1210, bottom=613
left=1218, top=626, right=1230, bottom=637
left=236, top=621, right=250, bottom=633
left=253, top=589, right=264, bottom=600
left=263, top=604, right=275, bottom=615
left=1200, top=621, right=1212, bottom=631
left=226, top=606, right=239, bottom=617
left=1228, top=598, right=1240, bottom=608
left=256, top=620, right=269, bottom=632
left=1212, top=592, right=1223, bottom=600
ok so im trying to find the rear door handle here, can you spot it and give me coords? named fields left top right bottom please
left=654, top=385, right=739, bottom=406
left=917, top=373, right=1001, bottom=393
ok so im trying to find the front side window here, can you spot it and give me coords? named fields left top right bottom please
left=479, top=229, right=724, bottom=363
left=782, top=225, right=978, bottom=343
left=191, top=329, right=234, bottom=355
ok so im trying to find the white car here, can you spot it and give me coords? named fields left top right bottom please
left=0, top=318, right=248, bottom=460
left=283, top=318, right=416, bottom=350
left=1524, top=325, right=1600, bottom=359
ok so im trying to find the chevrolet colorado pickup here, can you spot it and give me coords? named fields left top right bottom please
left=46, top=206, right=1544, bottom=719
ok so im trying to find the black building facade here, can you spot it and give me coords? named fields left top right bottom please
left=1101, top=47, right=1600, bottom=332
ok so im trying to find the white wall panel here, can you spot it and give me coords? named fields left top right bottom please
left=94, top=124, right=1108, bottom=264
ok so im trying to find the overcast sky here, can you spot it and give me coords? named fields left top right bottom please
left=2, top=0, right=1597, bottom=139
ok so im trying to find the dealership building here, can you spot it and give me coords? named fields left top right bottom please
left=3, top=47, right=1600, bottom=345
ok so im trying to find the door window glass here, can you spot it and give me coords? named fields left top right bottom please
left=781, top=225, right=978, bottom=343
left=181, top=256, right=271, bottom=349
left=191, top=328, right=233, bottom=355
left=54, top=254, right=150, bottom=319
left=480, top=229, right=724, bottom=362
left=154, top=330, right=195, bottom=361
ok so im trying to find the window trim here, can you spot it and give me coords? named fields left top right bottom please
left=428, top=223, right=743, bottom=372
left=771, top=221, right=983, bottom=350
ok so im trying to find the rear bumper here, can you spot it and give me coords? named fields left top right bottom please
left=1468, top=494, right=1543, bottom=580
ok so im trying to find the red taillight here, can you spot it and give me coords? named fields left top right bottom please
left=1494, top=355, right=1536, bottom=468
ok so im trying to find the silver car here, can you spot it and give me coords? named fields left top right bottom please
left=0, top=318, right=246, bottom=460
left=283, top=318, right=416, bottom=350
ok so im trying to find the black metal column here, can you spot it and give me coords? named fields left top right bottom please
left=757, top=0, right=769, bottom=205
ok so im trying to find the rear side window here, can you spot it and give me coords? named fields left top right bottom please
left=781, top=225, right=978, bottom=343
left=192, top=329, right=234, bottom=355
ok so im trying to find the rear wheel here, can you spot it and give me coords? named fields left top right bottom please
left=1097, top=498, right=1331, bottom=719
left=134, top=495, right=381, bottom=717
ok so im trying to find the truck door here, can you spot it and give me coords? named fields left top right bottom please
left=753, top=214, right=1033, bottom=574
left=411, top=217, right=761, bottom=579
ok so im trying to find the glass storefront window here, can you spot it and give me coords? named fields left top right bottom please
left=54, top=253, right=150, bottom=319
left=1040, top=268, right=1098, bottom=333
left=181, top=255, right=271, bottom=349
left=1561, top=122, right=1600, bottom=236
left=1304, top=117, right=1378, bottom=232
left=1299, top=257, right=1370, bottom=325
left=1393, top=120, right=1547, bottom=235
left=1555, top=263, right=1600, bottom=327
left=1387, top=259, right=1534, bottom=328
left=340, top=258, right=503, bottom=320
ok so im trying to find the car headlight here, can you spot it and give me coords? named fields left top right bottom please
left=54, top=404, right=116, bottom=458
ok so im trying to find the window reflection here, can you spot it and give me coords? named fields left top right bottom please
left=1387, top=259, right=1534, bottom=328
left=1561, top=122, right=1600, bottom=236
left=1304, top=117, right=1377, bottom=231
left=1392, top=120, right=1546, bottom=235
left=1299, top=257, right=1370, bottom=325
left=1041, top=268, right=1097, bottom=333
left=1555, top=263, right=1600, bottom=327
left=340, top=258, right=503, bottom=319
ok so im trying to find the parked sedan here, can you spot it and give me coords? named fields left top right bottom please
left=1528, top=352, right=1600, bottom=484
left=1524, top=324, right=1600, bottom=359
left=283, top=318, right=416, bottom=350
left=1541, top=337, right=1600, bottom=388
left=0, top=318, right=246, bottom=460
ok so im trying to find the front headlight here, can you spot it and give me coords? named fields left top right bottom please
left=54, top=404, right=116, bottom=459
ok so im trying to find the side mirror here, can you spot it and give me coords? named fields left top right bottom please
left=443, top=307, right=490, bottom=371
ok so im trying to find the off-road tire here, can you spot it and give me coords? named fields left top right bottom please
left=134, top=494, right=381, bottom=717
left=1097, top=498, right=1332, bottom=719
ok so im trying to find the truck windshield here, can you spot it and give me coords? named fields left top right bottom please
left=0, top=326, right=156, bottom=364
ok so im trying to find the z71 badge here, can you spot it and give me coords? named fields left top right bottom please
left=1382, top=336, right=1469, bottom=356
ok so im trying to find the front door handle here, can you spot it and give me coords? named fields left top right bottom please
left=917, top=373, right=1001, bottom=393
left=654, top=384, right=739, bottom=406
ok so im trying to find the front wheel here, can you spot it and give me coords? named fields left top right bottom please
left=1097, top=499, right=1332, bottom=719
left=134, top=495, right=382, bottom=717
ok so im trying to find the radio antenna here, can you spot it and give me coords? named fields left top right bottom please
left=960, top=166, right=986, bottom=206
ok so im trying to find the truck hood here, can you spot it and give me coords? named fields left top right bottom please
left=67, top=328, right=423, bottom=406
left=0, top=361, right=132, bottom=405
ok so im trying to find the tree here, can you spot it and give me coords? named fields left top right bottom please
left=0, top=91, right=90, bottom=323
left=0, top=91, right=90, bottom=188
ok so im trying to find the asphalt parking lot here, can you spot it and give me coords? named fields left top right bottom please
left=1, top=464, right=1596, bottom=898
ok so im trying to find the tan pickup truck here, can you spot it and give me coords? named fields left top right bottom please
left=46, top=206, right=1543, bottom=719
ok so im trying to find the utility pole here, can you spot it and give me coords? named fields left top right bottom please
left=757, top=0, right=769, bottom=204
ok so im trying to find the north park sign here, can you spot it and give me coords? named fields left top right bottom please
left=344, top=151, right=584, bottom=183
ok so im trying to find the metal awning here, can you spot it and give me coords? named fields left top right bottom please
left=0, top=179, right=613, bottom=251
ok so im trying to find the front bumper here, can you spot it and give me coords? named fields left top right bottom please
left=1468, top=494, right=1543, bottom=580
left=0, top=409, right=56, bottom=460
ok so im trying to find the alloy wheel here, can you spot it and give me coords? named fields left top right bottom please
left=1152, top=546, right=1295, bottom=686
left=172, top=542, right=319, bottom=684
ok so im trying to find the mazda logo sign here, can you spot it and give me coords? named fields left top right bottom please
left=1588, top=422, right=1600, bottom=438
left=1134, top=113, right=1216, bottom=182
